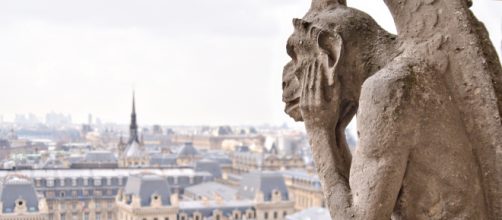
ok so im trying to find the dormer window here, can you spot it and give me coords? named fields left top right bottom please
left=94, top=178, right=102, bottom=186
left=15, top=198, right=26, bottom=213
left=47, top=179, right=54, bottom=187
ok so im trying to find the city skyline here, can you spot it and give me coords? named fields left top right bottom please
left=0, top=0, right=500, bottom=126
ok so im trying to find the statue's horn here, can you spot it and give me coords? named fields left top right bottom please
left=311, top=0, right=346, bottom=10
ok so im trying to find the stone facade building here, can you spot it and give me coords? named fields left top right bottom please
left=230, top=152, right=304, bottom=174
left=281, top=171, right=324, bottom=211
left=115, top=171, right=294, bottom=220
left=0, top=168, right=212, bottom=220
left=116, top=174, right=178, bottom=220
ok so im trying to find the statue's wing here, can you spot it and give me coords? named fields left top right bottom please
left=384, top=0, right=502, bottom=218
left=383, top=0, right=472, bottom=39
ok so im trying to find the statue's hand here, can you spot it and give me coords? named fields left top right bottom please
left=299, top=66, right=339, bottom=129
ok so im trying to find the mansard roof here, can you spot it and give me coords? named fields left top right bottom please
left=124, top=141, right=147, bottom=158
left=84, top=151, right=117, bottom=162
left=194, top=159, right=222, bottom=179
left=185, top=181, right=237, bottom=201
left=238, top=171, right=289, bottom=201
left=0, top=176, right=39, bottom=213
left=124, top=174, right=171, bottom=207
left=177, top=142, right=199, bottom=157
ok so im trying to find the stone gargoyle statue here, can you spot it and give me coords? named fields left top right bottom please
left=282, top=0, right=501, bottom=219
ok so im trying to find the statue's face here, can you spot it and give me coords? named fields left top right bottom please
left=282, top=29, right=316, bottom=122
left=282, top=19, right=342, bottom=121
left=282, top=61, right=302, bottom=121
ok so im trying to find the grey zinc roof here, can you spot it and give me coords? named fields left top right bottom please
left=42, top=158, right=65, bottom=169
left=125, top=141, right=147, bottom=158
left=84, top=151, right=117, bottom=162
left=184, top=182, right=237, bottom=201
left=177, top=142, right=199, bottom=157
left=0, top=168, right=208, bottom=179
left=194, top=159, right=222, bottom=178
left=149, top=155, right=177, bottom=166
left=124, top=174, right=171, bottom=207
left=281, top=170, right=321, bottom=185
left=202, top=152, right=232, bottom=165
left=238, top=171, right=289, bottom=201
left=0, top=177, right=39, bottom=213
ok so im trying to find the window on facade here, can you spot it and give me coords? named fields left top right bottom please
left=274, top=211, right=278, bottom=219
left=164, top=218, right=169, bottom=220
left=265, top=212, right=268, bottom=219
left=60, top=214, right=66, bottom=220
left=47, top=179, right=54, bottom=187
left=96, top=190, right=103, bottom=196
left=47, top=191, right=55, bottom=198
left=283, top=211, right=288, bottom=217
left=95, top=178, right=102, bottom=186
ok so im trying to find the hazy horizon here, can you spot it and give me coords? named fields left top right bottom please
left=0, top=0, right=500, bottom=126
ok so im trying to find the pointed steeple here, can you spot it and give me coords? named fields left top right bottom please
left=132, top=91, right=136, bottom=116
left=129, top=91, right=139, bottom=144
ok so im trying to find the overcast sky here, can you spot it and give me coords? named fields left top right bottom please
left=0, top=0, right=500, bottom=126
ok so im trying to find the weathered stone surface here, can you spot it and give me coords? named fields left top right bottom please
left=282, top=0, right=501, bottom=219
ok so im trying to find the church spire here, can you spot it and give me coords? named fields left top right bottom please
left=129, top=91, right=139, bottom=144
left=132, top=90, right=136, bottom=116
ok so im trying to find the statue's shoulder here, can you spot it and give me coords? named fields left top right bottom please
left=360, top=57, right=435, bottom=113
